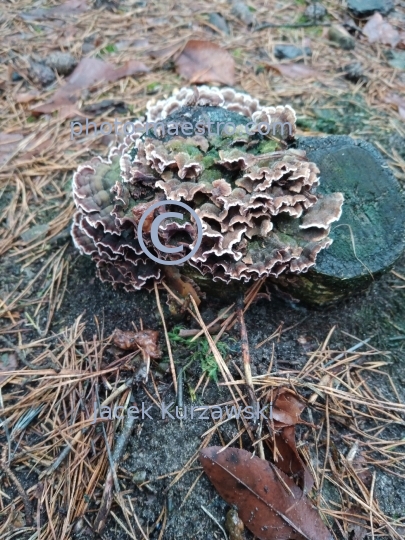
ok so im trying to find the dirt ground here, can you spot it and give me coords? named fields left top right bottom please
left=58, top=251, right=405, bottom=539
left=1, top=0, right=405, bottom=539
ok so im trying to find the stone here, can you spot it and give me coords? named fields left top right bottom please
left=342, top=62, right=367, bottom=83
left=328, top=25, right=355, bottom=50
left=305, top=3, right=327, bottom=20
left=28, top=60, right=55, bottom=86
left=45, top=52, right=77, bottom=76
left=274, top=44, right=312, bottom=61
left=230, top=0, right=254, bottom=26
left=208, top=13, right=230, bottom=34
left=347, top=0, right=394, bottom=17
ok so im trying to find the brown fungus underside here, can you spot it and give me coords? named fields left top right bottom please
left=72, top=86, right=344, bottom=292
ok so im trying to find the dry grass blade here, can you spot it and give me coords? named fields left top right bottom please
left=0, top=319, right=122, bottom=538
left=254, top=333, right=405, bottom=540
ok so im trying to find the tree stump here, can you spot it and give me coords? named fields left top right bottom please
left=270, top=136, right=405, bottom=306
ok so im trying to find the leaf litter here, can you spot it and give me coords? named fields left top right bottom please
left=175, top=40, right=235, bottom=85
left=1, top=0, right=405, bottom=538
left=32, top=57, right=149, bottom=117
left=199, top=447, right=332, bottom=540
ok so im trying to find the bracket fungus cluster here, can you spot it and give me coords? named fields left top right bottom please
left=72, top=86, right=344, bottom=293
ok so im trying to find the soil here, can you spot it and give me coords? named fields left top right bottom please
left=2, top=0, right=405, bottom=538
left=52, top=245, right=405, bottom=539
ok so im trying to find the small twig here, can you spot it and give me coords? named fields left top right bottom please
left=0, top=459, right=33, bottom=526
left=94, top=410, right=137, bottom=533
left=179, top=327, right=221, bottom=337
left=201, top=505, right=228, bottom=540
left=154, top=282, right=177, bottom=393
left=238, top=303, right=256, bottom=407
left=254, top=21, right=332, bottom=31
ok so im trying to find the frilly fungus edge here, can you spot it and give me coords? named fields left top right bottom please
left=71, top=86, right=344, bottom=292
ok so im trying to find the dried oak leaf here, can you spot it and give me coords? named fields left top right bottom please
left=163, top=266, right=201, bottom=305
left=0, top=352, right=18, bottom=384
left=266, top=388, right=314, bottom=493
left=267, top=63, right=320, bottom=80
left=32, top=57, right=149, bottom=116
left=175, top=40, right=235, bottom=85
left=112, top=329, right=161, bottom=359
left=363, top=13, right=400, bottom=48
left=384, top=93, right=405, bottom=120
left=199, top=447, right=332, bottom=540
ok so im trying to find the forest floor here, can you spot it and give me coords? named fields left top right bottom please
left=1, top=1, right=405, bottom=539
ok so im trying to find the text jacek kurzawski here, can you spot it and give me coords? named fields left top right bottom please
left=91, top=401, right=271, bottom=424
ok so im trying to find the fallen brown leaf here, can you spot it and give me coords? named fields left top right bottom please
left=271, top=426, right=314, bottom=494
left=200, top=447, right=332, bottom=540
left=271, top=388, right=306, bottom=427
left=0, top=352, right=18, bottom=383
left=112, top=329, right=161, bottom=359
left=266, top=388, right=314, bottom=493
left=0, top=129, right=56, bottom=165
left=384, top=93, right=405, bottom=119
left=163, top=266, right=201, bottom=306
left=32, top=57, right=149, bottom=116
left=15, top=91, right=40, bottom=104
left=175, top=40, right=235, bottom=85
left=267, top=63, right=320, bottom=79
left=363, top=13, right=400, bottom=48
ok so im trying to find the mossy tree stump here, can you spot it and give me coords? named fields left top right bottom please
left=190, top=136, right=405, bottom=306
left=269, top=136, right=405, bottom=306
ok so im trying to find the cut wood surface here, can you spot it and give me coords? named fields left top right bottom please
left=271, top=136, right=405, bottom=305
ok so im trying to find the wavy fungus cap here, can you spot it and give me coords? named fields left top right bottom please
left=71, top=86, right=344, bottom=292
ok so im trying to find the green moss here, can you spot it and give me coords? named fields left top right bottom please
left=296, top=94, right=372, bottom=136
left=100, top=43, right=117, bottom=55
left=201, top=149, right=220, bottom=168
left=256, top=139, right=279, bottom=154
left=168, top=325, right=231, bottom=382
left=166, top=140, right=203, bottom=159
left=146, top=82, right=161, bottom=94
left=232, top=48, right=243, bottom=58
left=199, top=166, right=224, bottom=184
